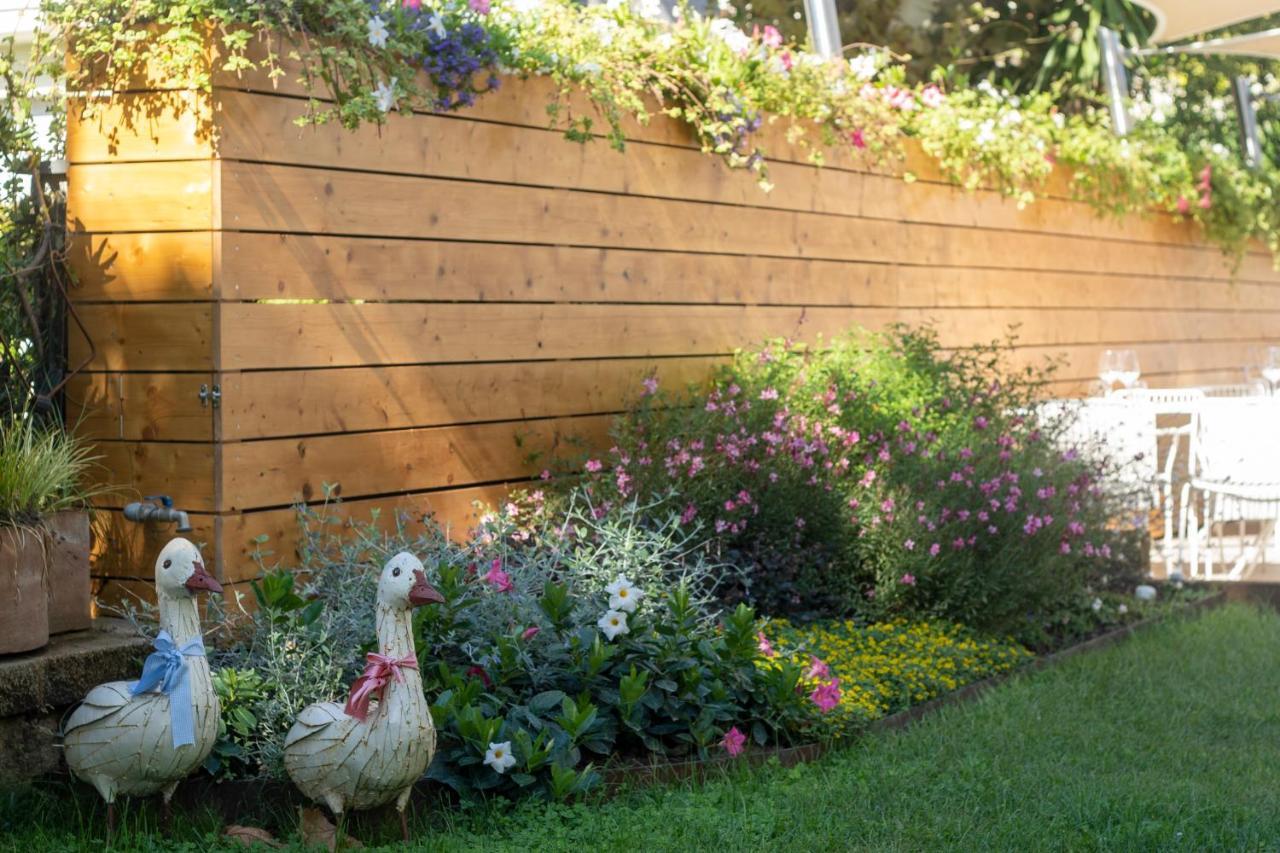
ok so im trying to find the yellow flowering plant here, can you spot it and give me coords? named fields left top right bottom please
left=759, top=617, right=1033, bottom=739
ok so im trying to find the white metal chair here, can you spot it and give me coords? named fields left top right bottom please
left=1179, top=397, right=1280, bottom=579
left=1200, top=382, right=1268, bottom=398
left=1113, top=387, right=1204, bottom=563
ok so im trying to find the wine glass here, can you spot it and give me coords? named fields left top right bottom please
left=1114, top=349, right=1141, bottom=389
left=1261, top=346, right=1280, bottom=395
left=1098, top=350, right=1122, bottom=395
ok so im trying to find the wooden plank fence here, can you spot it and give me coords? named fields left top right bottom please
left=64, top=45, right=1280, bottom=597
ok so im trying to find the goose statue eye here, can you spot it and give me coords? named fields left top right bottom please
left=163, top=559, right=172, bottom=569
left=392, top=567, right=401, bottom=578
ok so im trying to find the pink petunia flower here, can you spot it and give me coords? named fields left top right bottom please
left=1176, top=195, right=1191, bottom=215
left=920, top=84, right=944, bottom=108
left=722, top=726, right=747, bottom=757
left=760, top=24, right=783, bottom=48
left=805, top=656, right=830, bottom=679
left=850, top=128, right=866, bottom=149
left=641, top=375, right=659, bottom=396
left=469, top=0, right=490, bottom=12
left=482, top=560, right=513, bottom=592
left=756, top=631, right=777, bottom=658
left=900, top=573, right=916, bottom=586
left=809, top=679, right=841, bottom=713
left=402, top=0, right=421, bottom=8
left=521, top=626, right=541, bottom=641
left=585, top=459, right=603, bottom=473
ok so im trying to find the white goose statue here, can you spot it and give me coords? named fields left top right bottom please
left=63, top=538, right=223, bottom=831
left=283, top=552, right=443, bottom=841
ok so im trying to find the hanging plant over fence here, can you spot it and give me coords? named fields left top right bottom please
left=19, top=0, right=1280, bottom=262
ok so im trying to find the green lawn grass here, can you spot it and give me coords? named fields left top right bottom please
left=4, top=603, right=1279, bottom=852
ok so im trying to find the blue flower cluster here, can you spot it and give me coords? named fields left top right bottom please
left=413, top=18, right=501, bottom=111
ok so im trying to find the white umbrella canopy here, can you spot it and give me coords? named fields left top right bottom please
left=1132, top=0, right=1280, bottom=44
left=1161, top=27, right=1280, bottom=58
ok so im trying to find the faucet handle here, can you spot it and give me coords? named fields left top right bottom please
left=144, top=494, right=174, bottom=508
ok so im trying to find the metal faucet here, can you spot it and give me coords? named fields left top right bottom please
left=122, top=495, right=192, bottom=533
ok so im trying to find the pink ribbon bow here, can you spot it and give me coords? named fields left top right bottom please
left=343, top=652, right=419, bottom=721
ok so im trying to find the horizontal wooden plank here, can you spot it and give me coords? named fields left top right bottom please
left=219, top=356, right=716, bottom=440
left=87, top=441, right=216, bottom=512
left=70, top=303, right=214, bottom=372
left=212, top=90, right=1200, bottom=249
left=67, top=91, right=214, bottom=164
left=67, top=161, right=215, bottom=232
left=217, top=232, right=1276, bottom=310
left=217, top=162, right=1268, bottom=280
left=67, top=232, right=215, bottom=302
left=220, top=415, right=610, bottom=511
left=217, top=484, right=508, bottom=582
left=216, top=301, right=1280, bottom=371
left=68, top=372, right=213, bottom=441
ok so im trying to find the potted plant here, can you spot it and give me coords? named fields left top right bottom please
left=0, top=416, right=99, bottom=654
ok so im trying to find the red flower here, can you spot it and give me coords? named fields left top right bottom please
left=466, top=665, right=491, bottom=687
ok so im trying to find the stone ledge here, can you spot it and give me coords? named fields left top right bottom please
left=0, top=619, right=150, bottom=717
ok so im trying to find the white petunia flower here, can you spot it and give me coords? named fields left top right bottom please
left=1135, top=584, right=1157, bottom=601
left=373, top=78, right=397, bottom=113
left=573, top=61, right=603, bottom=75
left=605, top=574, right=642, bottom=612
left=484, top=741, right=517, bottom=774
left=709, top=19, right=751, bottom=54
left=847, top=52, right=879, bottom=81
left=367, top=15, right=389, bottom=48
left=597, top=609, right=629, bottom=640
left=428, top=13, right=448, bottom=40
left=1091, top=597, right=1103, bottom=612
left=1117, top=604, right=1128, bottom=615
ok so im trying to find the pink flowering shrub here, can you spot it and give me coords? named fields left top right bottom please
left=572, top=326, right=1145, bottom=638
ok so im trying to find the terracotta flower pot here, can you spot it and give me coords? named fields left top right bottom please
left=0, top=525, right=50, bottom=655
left=45, top=511, right=91, bottom=634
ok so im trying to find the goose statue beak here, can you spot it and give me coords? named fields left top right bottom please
left=185, top=561, right=224, bottom=594
left=409, top=569, right=445, bottom=606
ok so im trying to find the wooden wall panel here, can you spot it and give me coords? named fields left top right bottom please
left=218, top=233, right=1280, bottom=309
left=220, top=415, right=610, bottom=511
left=67, top=232, right=215, bottom=302
left=213, top=90, right=1198, bottom=248
left=67, top=372, right=213, bottom=441
left=219, top=357, right=715, bottom=440
left=70, top=303, right=215, bottom=372
left=64, top=76, right=1280, bottom=589
left=67, top=161, right=216, bottom=232
left=217, top=162, right=1261, bottom=280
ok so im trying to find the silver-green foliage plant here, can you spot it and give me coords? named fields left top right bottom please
left=208, top=491, right=818, bottom=797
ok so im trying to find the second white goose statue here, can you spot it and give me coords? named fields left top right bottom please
left=63, top=538, right=223, bottom=832
left=283, top=552, right=444, bottom=841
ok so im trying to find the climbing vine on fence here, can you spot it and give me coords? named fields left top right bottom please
left=19, top=0, right=1280, bottom=263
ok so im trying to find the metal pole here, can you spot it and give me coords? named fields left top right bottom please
left=803, top=0, right=843, bottom=59
left=1232, top=75, right=1262, bottom=169
left=1099, top=27, right=1131, bottom=136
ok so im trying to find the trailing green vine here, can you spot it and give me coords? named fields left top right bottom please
left=23, top=0, right=1280, bottom=262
